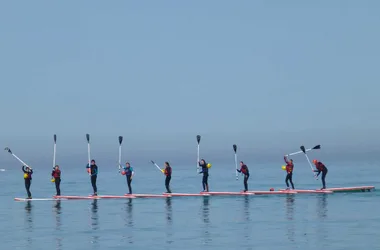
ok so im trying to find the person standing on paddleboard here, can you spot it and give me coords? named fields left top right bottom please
left=122, top=162, right=134, bottom=194
left=51, top=165, right=61, bottom=196
left=236, top=161, right=249, bottom=192
left=86, top=160, right=98, bottom=196
left=313, top=159, right=328, bottom=189
left=284, top=156, right=295, bottom=190
left=198, top=159, right=210, bottom=192
left=22, top=165, right=33, bottom=199
left=163, top=162, right=172, bottom=193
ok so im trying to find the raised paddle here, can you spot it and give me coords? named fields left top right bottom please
left=86, top=134, right=91, bottom=176
left=118, top=136, right=123, bottom=172
left=233, top=144, right=238, bottom=180
left=4, top=147, right=31, bottom=169
left=150, top=160, right=163, bottom=173
left=196, top=135, right=201, bottom=173
left=287, top=145, right=321, bottom=156
left=300, top=145, right=318, bottom=180
left=53, top=134, right=57, bottom=169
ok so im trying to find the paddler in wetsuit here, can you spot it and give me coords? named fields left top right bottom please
left=86, top=159, right=98, bottom=196
left=51, top=165, right=61, bottom=196
left=284, top=156, right=295, bottom=190
left=22, top=165, right=33, bottom=199
left=163, top=162, right=172, bottom=193
left=236, top=161, right=249, bottom=192
left=313, top=159, right=328, bottom=189
left=198, top=159, right=209, bottom=192
left=123, top=162, right=134, bottom=194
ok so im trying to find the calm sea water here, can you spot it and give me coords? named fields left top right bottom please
left=0, top=161, right=379, bottom=250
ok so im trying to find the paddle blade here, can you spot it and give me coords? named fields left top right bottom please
left=150, top=160, right=155, bottom=164
left=53, top=134, right=57, bottom=143
left=4, top=147, right=11, bottom=154
left=300, top=145, right=306, bottom=153
left=196, top=135, right=201, bottom=144
left=313, top=145, right=321, bottom=150
left=86, top=134, right=90, bottom=143
left=119, top=136, right=123, bottom=145
left=233, top=144, right=237, bottom=153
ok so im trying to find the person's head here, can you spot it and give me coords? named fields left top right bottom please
left=289, top=159, right=293, bottom=163
left=200, top=159, right=205, bottom=164
left=126, top=162, right=130, bottom=167
left=25, top=166, right=30, bottom=170
left=55, top=165, right=59, bottom=170
left=240, top=161, right=244, bottom=167
left=91, top=160, right=95, bottom=165
left=313, top=159, right=317, bottom=165
left=165, top=161, right=170, bottom=168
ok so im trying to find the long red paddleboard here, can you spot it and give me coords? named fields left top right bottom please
left=164, top=193, right=210, bottom=197
left=15, top=198, right=67, bottom=201
left=54, top=195, right=99, bottom=200
left=98, top=195, right=136, bottom=199
left=132, top=194, right=166, bottom=198
left=247, top=190, right=297, bottom=195
left=279, top=189, right=332, bottom=194
left=200, top=191, right=254, bottom=196
left=325, top=186, right=375, bottom=192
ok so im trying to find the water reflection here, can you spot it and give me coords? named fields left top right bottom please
left=53, top=201, right=63, bottom=250
left=316, top=195, right=329, bottom=247
left=90, top=199, right=99, bottom=247
left=124, top=198, right=133, bottom=244
left=165, top=197, right=173, bottom=245
left=317, top=194, right=328, bottom=219
left=24, top=201, right=33, bottom=246
left=243, top=196, right=252, bottom=242
left=244, top=196, right=250, bottom=221
left=201, top=196, right=211, bottom=244
left=285, top=196, right=295, bottom=242
left=165, top=197, right=172, bottom=224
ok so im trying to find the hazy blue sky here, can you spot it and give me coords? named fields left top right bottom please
left=0, top=1, right=379, bottom=167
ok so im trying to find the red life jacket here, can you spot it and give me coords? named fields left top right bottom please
left=316, top=162, right=326, bottom=172
left=52, top=169, right=61, bottom=178
left=284, top=156, right=294, bottom=174
left=164, top=167, right=172, bottom=176
left=286, top=163, right=294, bottom=174
left=240, top=165, right=249, bottom=175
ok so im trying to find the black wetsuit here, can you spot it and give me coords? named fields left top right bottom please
left=124, top=166, right=134, bottom=194
left=22, top=166, right=33, bottom=198
left=284, top=156, right=295, bottom=189
left=199, top=162, right=209, bottom=191
left=237, top=164, right=250, bottom=191
left=52, top=169, right=61, bottom=196
left=87, top=164, right=98, bottom=195
left=314, top=162, right=328, bottom=189
left=164, top=166, right=172, bottom=193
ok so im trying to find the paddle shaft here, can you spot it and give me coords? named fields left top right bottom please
left=11, top=153, right=30, bottom=168
left=53, top=135, right=57, bottom=168
left=118, top=145, right=121, bottom=171
left=196, top=135, right=201, bottom=173
left=288, top=148, right=313, bottom=156
left=287, top=145, right=320, bottom=156
left=233, top=144, right=238, bottom=180
left=303, top=153, right=318, bottom=179
left=234, top=153, right=238, bottom=180
left=152, top=162, right=163, bottom=172
left=118, top=136, right=123, bottom=172
left=86, top=134, right=91, bottom=176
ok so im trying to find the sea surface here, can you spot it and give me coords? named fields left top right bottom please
left=0, top=161, right=379, bottom=250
